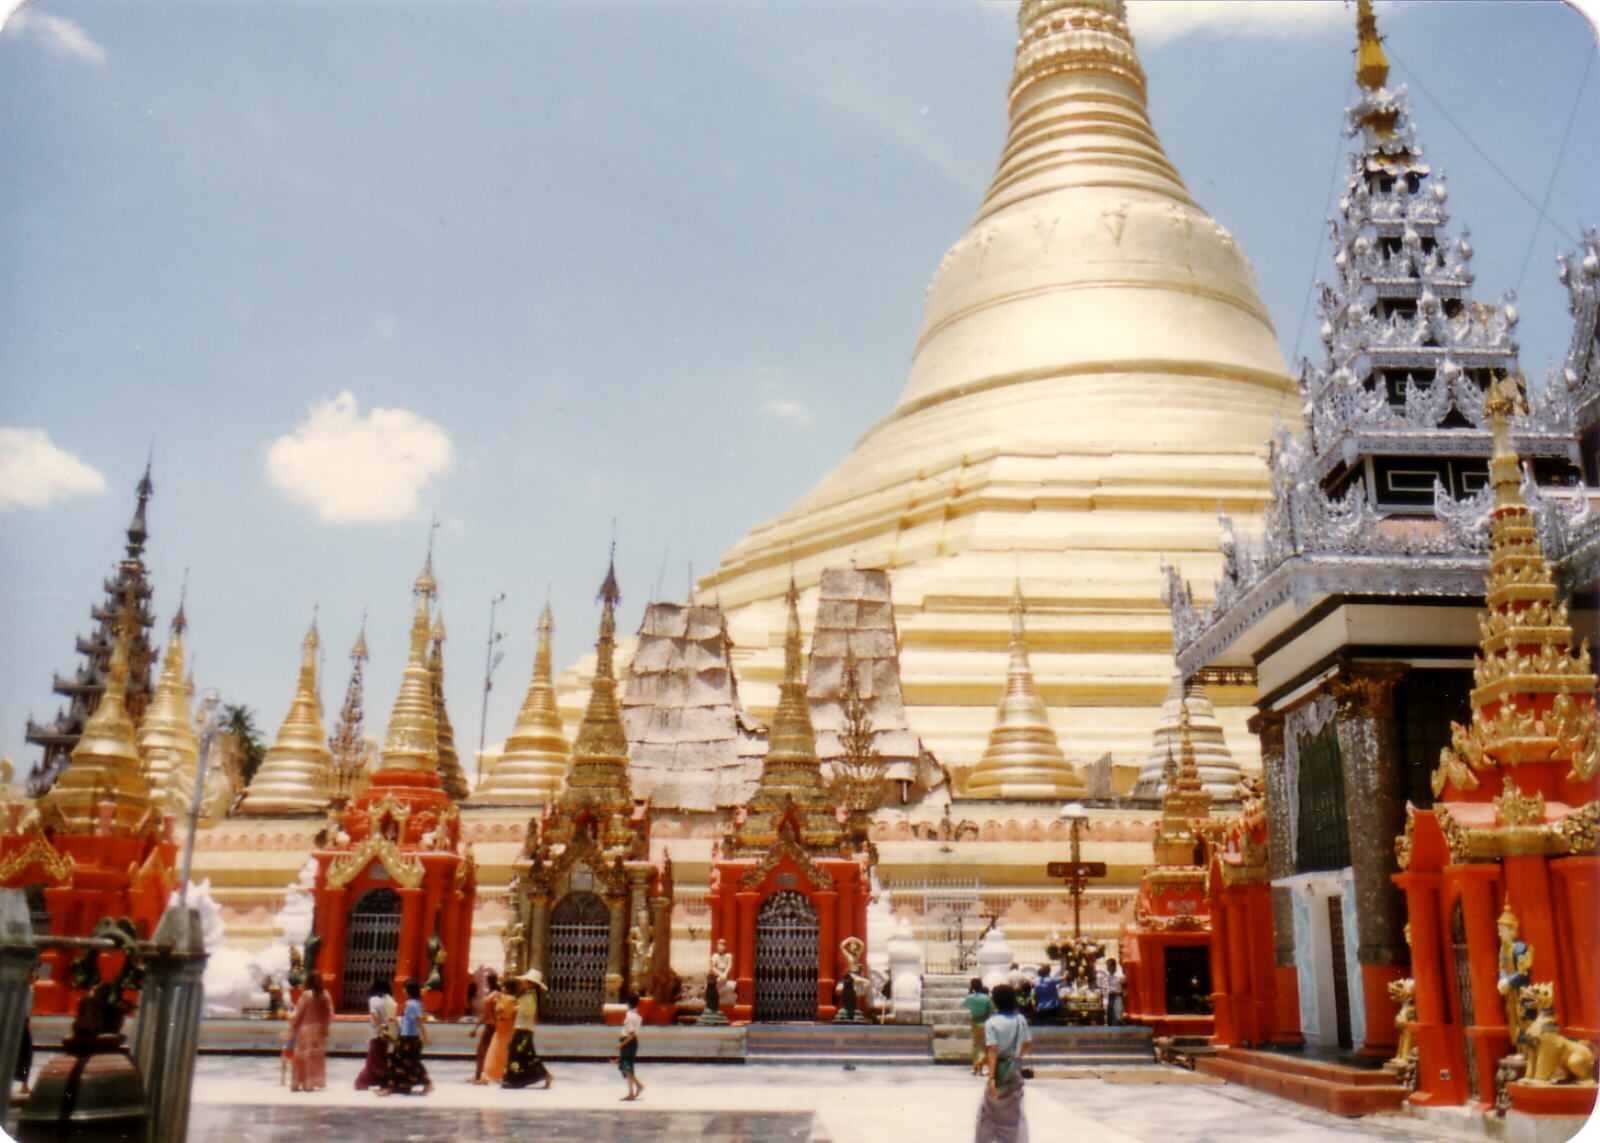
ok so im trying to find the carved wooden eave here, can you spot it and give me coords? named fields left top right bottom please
left=0, top=829, right=75, bottom=885
left=1144, top=867, right=1207, bottom=895
left=737, top=822, right=836, bottom=892
left=526, top=829, right=628, bottom=898
left=128, top=846, right=175, bottom=894
left=1433, top=802, right=1600, bottom=863
left=325, top=832, right=425, bottom=890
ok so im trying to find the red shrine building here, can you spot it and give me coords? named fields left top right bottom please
left=310, top=558, right=477, bottom=1017
left=1122, top=709, right=1215, bottom=1039
left=707, top=582, right=873, bottom=1024
left=1395, top=382, right=1597, bottom=1120
left=0, top=608, right=176, bottom=1014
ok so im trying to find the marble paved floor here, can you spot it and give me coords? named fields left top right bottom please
left=180, top=1053, right=1503, bottom=1143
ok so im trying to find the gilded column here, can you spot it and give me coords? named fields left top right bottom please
left=527, top=892, right=551, bottom=978
left=604, top=895, right=627, bottom=1003
left=1330, top=665, right=1410, bottom=970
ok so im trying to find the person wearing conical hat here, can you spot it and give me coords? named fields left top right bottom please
left=501, top=970, right=551, bottom=1090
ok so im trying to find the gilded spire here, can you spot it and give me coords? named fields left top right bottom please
left=1152, top=705, right=1211, bottom=866
left=1433, top=374, right=1598, bottom=796
left=45, top=602, right=154, bottom=832
left=966, top=582, right=1084, bottom=799
left=136, top=607, right=200, bottom=812
left=1132, top=673, right=1247, bottom=803
left=429, top=613, right=470, bottom=801
left=1354, top=0, right=1390, bottom=93
left=327, top=622, right=372, bottom=804
left=238, top=616, right=335, bottom=814
left=563, top=555, right=632, bottom=808
left=729, top=579, right=844, bottom=852
left=475, top=601, right=568, bottom=804
left=378, top=557, right=443, bottom=776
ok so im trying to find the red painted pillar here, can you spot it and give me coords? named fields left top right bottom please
left=1456, top=863, right=1507, bottom=1109
left=1245, top=885, right=1279, bottom=1045
left=1209, top=891, right=1236, bottom=1046
left=397, top=886, right=425, bottom=984
left=1396, top=870, right=1461, bottom=1106
left=815, top=889, right=839, bottom=1020
left=438, top=878, right=461, bottom=1018
left=1552, top=857, right=1599, bottom=1039
left=319, top=887, right=348, bottom=1004
left=735, top=890, right=760, bottom=1013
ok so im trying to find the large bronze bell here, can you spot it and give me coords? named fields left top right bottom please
left=15, top=1032, right=148, bottom=1143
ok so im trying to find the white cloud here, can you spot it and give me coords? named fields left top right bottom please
left=0, top=428, right=107, bottom=511
left=761, top=399, right=813, bottom=426
left=2, top=7, right=108, bottom=66
left=1126, top=1, right=1353, bottom=48
left=266, top=391, right=453, bottom=523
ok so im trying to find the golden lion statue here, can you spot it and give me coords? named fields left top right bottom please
left=1387, top=978, right=1417, bottom=1067
left=1518, top=982, right=1598, bottom=1085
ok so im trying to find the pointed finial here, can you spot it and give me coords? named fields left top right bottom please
left=432, top=611, right=447, bottom=643
left=172, top=574, right=188, bottom=636
left=598, top=547, right=621, bottom=606
left=537, top=599, right=554, bottom=633
left=1010, top=579, right=1027, bottom=643
left=1355, top=0, right=1389, bottom=92
left=414, top=541, right=438, bottom=600
left=303, top=612, right=320, bottom=654
left=351, top=614, right=370, bottom=663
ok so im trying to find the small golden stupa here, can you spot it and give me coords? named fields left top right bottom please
left=136, top=604, right=199, bottom=814
left=474, top=602, right=568, bottom=804
left=964, top=583, right=1084, bottom=799
left=428, top=614, right=470, bottom=801
left=235, top=618, right=334, bottom=815
left=43, top=604, right=156, bottom=835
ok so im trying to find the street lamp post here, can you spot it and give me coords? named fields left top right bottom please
left=1045, top=802, right=1104, bottom=941
left=477, top=592, right=507, bottom=785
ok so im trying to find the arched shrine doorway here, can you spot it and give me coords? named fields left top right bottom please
left=754, top=890, right=819, bottom=1022
left=340, top=887, right=402, bottom=1012
left=547, top=892, right=608, bottom=1024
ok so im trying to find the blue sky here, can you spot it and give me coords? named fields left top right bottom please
left=2, top=1, right=1596, bottom=776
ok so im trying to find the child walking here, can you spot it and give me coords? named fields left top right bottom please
left=615, top=992, right=645, bottom=1101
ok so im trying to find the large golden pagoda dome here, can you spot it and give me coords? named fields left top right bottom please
left=702, top=0, right=1295, bottom=775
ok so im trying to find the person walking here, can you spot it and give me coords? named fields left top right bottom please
left=469, top=972, right=501, bottom=1084
left=479, top=970, right=518, bottom=1083
left=614, top=992, right=645, bottom=1101
left=380, top=978, right=433, bottom=1096
left=960, top=978, right=994, bottom=1076
left=354, top=977, right=396, bottom=1091
left=287, top=971, right=333, bottom=1093
left=501, top=970, right=552, bottom=1089
left=975, top=983, right=1032, bottom=1143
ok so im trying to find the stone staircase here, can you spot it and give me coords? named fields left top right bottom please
left=1195, top=1048, right=1408, bottom=1117
left=922, top=974, right=978, bottom=1063
left=744, top=1023, right=933, bottom=1065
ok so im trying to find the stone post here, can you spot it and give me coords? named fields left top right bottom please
left=1330, top=662, right=1409, bottom=1055
left=0, top=889, right=38, bottom=1132
left=132, top=904, right=208, bottom=1143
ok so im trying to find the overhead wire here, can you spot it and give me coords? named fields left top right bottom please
left=1514, top=50, right=1592, bottom=295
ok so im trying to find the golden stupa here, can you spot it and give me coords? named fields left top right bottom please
left=236, top=618, right=334, bottom=815
left=700, top=0, right=1294, bottom=776
left=428, top=614, right=470, bottom=800
left=726, top=580, right=846, bottom=854
left=965, top=583, right=1083, bottom=799
left=1132, top=674, right=1245, bottom=803
left=136, top=604, right=199, bottom=813
left=44, top=605, right=156, bottom=833
left=474, top=602, right=568, bottom=804
left=560, top=559, right=633, bottom=812
left=1150, top=706, right=1212, bottom=867
left=379, top=561, right=443, bottom=776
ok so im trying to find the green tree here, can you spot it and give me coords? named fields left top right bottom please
left=221, top=703, right=267, bottom=788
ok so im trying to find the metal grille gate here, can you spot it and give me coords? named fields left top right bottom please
left=547, top=892, right=609, bottom=1024
left=754, top=890, right=818, bottom=1022
left=341, top=888, right=402, bottom=1012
